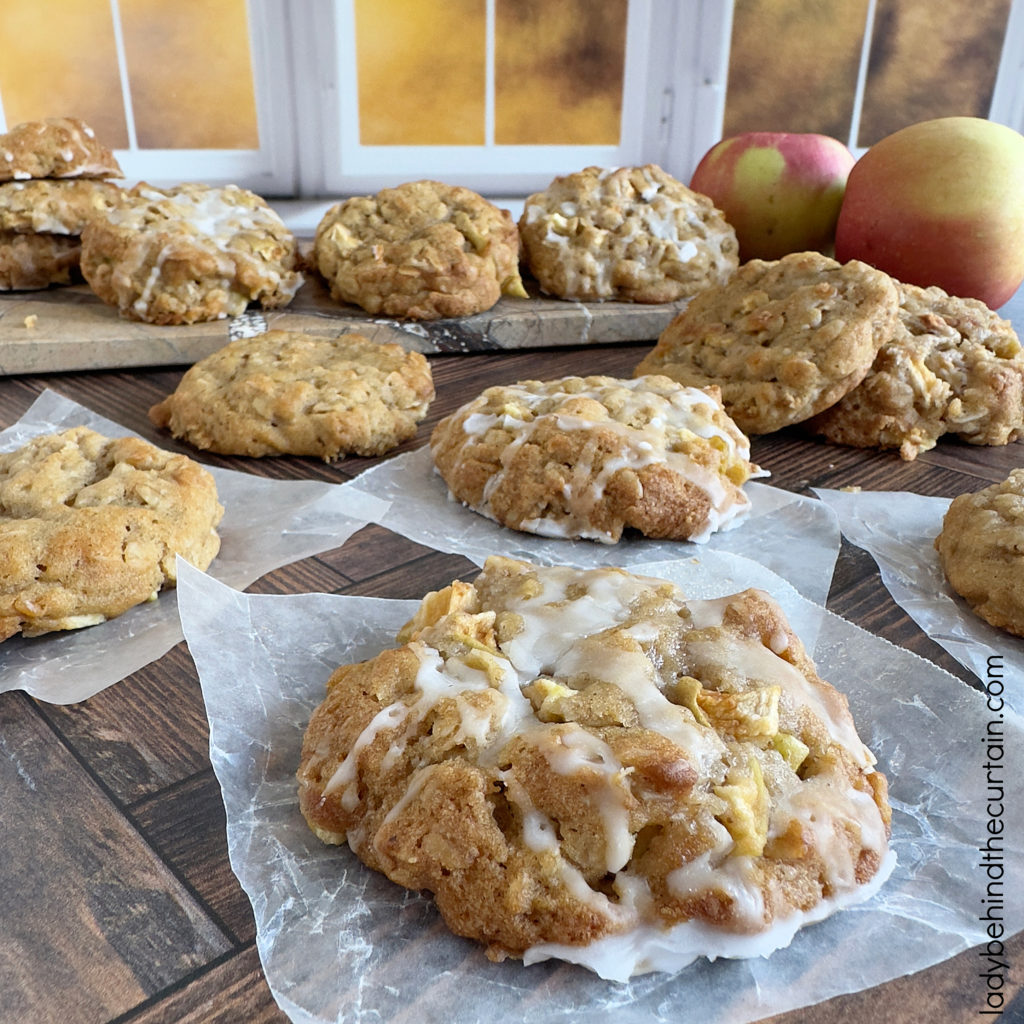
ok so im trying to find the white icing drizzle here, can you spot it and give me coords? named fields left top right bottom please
left=667, top=818, right=765, bottom=927
left=686, top=595, right=875, bottom=768
left=535, top=727, right=634, bottom=873
left=524, top=849, right=897, bottom=982
left=322, top=700, right=411, bottom=810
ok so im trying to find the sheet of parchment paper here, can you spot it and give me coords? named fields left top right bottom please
left=342, top=448, right=840, bottom=606
left=177, top=549, right=1023, bottom=1024
left=0, top=389, right=389, bottom=703
left=814, top=487, right=1024, bottom=705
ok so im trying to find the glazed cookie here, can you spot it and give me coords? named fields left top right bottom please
left=0, top=426, right=223, bottom=642
left=634, top=252, right=900, bottom=434
left=80, top=182, right=303, bottom=324
left=809, top=283, right=1024, bottom=460
left=429, top=374, right=764, bottom=543
left=149, top=329, right=435, bottom=459
left=298, top=557, right=892, bottom=978
left=0, top=230, right=81, bottom=290
left=0, top=117, right=122, bottom=181
left=517, top=164, right=739, bottom=303
left=0, top=179, right=122, bottom=235
left=935, top=469, right=1024, bottom=637
left=313, top=179, right=526, bottom=320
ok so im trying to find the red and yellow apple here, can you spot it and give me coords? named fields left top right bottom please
left=689, top=131, right=855, bottom=261
left=835, top=116, right=1024, bottom=309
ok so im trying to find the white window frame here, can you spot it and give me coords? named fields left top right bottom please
left=0, top=0, right=298, bottom=196
left=2, top=0, right=1022, bottom=203
left=114, top=0, right=298, bottom=195
left=292, top=0, right=734, bottom=198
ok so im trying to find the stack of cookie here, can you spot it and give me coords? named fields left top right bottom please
left=636, top=251, right=1024, bottom=460
left=0, top=117, right=123, bottom=291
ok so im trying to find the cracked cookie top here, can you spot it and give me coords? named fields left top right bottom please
left=313, top=179, right=526, bottom=320
left=0, top=427, right=223, bottom=641
left=518, top=164, right=739, bottom=303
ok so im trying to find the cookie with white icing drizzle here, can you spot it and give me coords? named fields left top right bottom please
left=0, top=117, right=122, bottom=182
left=518, top=164, right=739, bottom=303
left=80, top=182, right=302, bottom=324
left=430, top=374, right=765, bottom=543
left=297, top=557, right=893, bottom=979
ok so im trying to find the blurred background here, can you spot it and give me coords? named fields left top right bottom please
left=0, top=0, right=1020, bottom=206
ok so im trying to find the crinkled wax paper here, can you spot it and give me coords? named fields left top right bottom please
left=815, top=487, right=1024, bottom=707
left=342, top=448, right=840, bottom=606
left=177, top=549, right=1023, bottom=1024
left=0, top=389, right=389, bottom=703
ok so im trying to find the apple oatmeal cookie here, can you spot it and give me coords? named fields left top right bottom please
left=935, top=469, right=1024, bottom=637
left=297, top=557, right=892, bottom=979
left=0, top=230, right=82, bottom=290
left=0, top=426, right=223, bottom=642
left=149, top=329, right=434, bottom=459
left=429, top=374, right=765, bottom=543
left=808, top=283, right=1024, bottom=459
left=518, top=164, right=739, bottom=303
left=0, top=117, right=122, bottom=182
left=80, top=182, right=303, bottom=324
left=313, top=179, right=526, bottom=320
left=0, top=178, right=122, bottom=236
left=634, top=252, right=900, bottom=434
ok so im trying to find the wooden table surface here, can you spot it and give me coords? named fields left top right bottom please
left=2, top=322, right=1023, bottom=1024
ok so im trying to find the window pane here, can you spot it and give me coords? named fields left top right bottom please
left=857, top=0, right=1012, bottom=146
left=355, top=0, right=486, bottom=145
left=120, top=0, right=259, bottom=149
left=0, top=0, right=128, bottom=146
left=724, top=0, right=869, bottom=140
left=494, top=0, right=627, bottom=145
